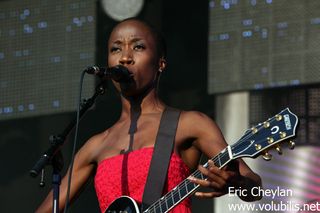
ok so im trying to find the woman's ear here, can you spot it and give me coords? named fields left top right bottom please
left=158, top=57, right=166, bottom=73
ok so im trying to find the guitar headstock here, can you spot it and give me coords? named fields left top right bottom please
left=231, top=108, right=298, bottom=161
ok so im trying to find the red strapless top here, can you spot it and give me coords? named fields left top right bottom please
left=94, top=147, right=191, bottom=212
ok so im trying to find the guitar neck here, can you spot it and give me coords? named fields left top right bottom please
left=144, top=146, right=232, bottom=213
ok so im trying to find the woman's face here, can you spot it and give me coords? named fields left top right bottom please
left=107, top=20, right=165, bottom=97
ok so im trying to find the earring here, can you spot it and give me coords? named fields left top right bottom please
left=158, top=68, right=162, bottom=73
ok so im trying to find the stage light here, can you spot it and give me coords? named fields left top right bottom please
left=100, top=0, right=144, bottom=21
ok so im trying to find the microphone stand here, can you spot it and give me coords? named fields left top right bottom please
left=30, top=80, right=107, bottom=213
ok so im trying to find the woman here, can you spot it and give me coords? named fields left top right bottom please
left=36, top=18, right=262, bottom=213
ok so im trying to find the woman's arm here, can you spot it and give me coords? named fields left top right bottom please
left=181, top=111, right=262, bottom=201
left=35, top=133, right=103, bottom=213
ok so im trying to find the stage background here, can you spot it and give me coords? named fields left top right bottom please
left=0, top=0, right=319, bottom=213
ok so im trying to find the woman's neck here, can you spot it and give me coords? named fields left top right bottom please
left=120, top=89, right=165, bottom=119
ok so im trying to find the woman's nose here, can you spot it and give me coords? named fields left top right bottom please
left=119, top=50, right=133, bottom=65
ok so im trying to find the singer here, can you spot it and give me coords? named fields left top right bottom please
left=36, top=18, right=262, bottom=213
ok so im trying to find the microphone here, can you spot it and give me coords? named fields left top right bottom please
left=85, top=65, right=133, bottom=83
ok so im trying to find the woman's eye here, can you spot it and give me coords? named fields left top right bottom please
left=110, top=47, right=120, bottom=52
left=134, top=44, right=145, bottom=50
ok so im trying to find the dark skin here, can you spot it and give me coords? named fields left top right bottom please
left=36, top=19, right=262, bottom=213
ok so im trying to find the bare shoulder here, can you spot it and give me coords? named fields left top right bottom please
left=75, top=129, right=109, bottom=164
left=179, top=110, right=222, bottom=136
left=180, top=110, right=209, bottom=121
left=178, top=110, right=227, bottom=158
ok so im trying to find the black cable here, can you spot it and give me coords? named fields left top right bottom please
left=63, top=70, right=86, bottom=213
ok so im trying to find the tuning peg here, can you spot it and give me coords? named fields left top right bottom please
left=262, top=152, right=272, bottom=161
left=279, top=132, right=287, bottom=138
left=275, top=114, right=283, bottom=121
left=267, top=137, right=274, bottom=144
left=289, top=141, right=295, bottom=150
left=255, top=144, right=262, bottom=151
left=251, top=127, right=258, bottom=134
left=263, top=121, right=270, bottom=128
left=275, top=145, right=283, bottom=155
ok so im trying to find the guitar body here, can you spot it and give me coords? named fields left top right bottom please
left=104, top=196, right=140, bottom=213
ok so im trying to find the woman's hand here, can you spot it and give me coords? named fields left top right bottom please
left=188, top=160, right=241, bottom=198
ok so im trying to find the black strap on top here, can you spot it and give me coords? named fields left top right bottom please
left=141, top=107, right=181, bottom=211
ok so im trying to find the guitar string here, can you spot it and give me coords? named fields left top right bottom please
left=147, top=116, right=281, bottom=212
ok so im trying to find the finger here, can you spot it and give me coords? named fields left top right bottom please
left=198, top=165, right=227, bottom=188
left=207, top=160, right=239, bottom=182
left=207, top=161, right=232, bottom=181
left=194, top=191, right=224, bottom=199
left=188, top=176, right=222, bottom=189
